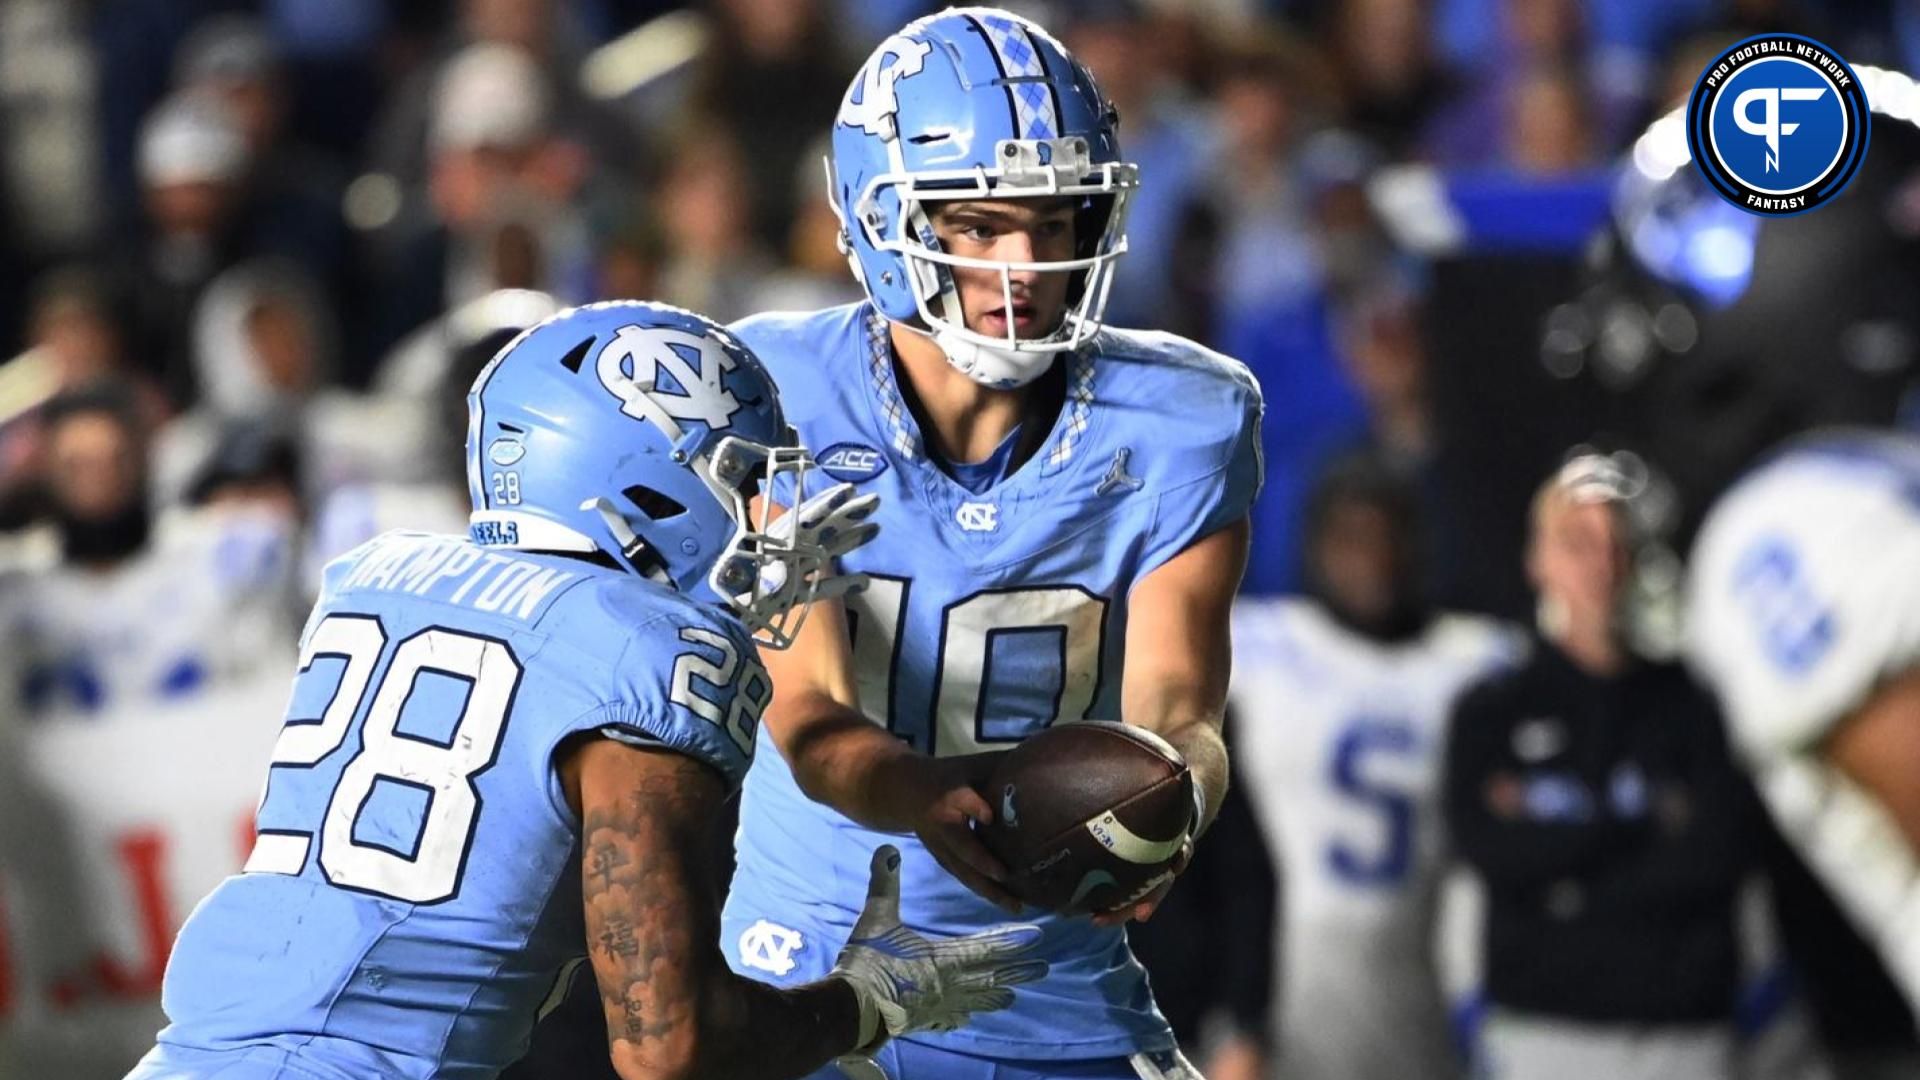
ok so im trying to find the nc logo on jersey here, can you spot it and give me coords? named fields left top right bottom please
left=840, top=33, right=932, bottom=137
left=955, top=501, right=999, bottom=532
left=596, top=325, right=741, bottom=433
left=1687, top=34, right=1869, bottom=215
left=816, top=441, right=889, bottom=483
left=738, top=918, right=805, bottom=977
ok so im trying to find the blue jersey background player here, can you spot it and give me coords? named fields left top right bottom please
left=721, top=10, right=1264, bottom=1078
left=126, top=301, right=1047, bottom=1080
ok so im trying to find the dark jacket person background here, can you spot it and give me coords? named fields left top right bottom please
left=1443, top=453, right=1765, bottom=1080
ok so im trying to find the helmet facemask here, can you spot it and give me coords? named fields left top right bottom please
left=843, top=136, right=1138, bottom=388
left=702, top=435, right=838, bottom=650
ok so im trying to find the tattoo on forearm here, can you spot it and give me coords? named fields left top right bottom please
left=582, top=758, right=709, bottom=1068
left=597, top=913, right=640, bottom=961
left=580, top=752, right=858, bottom=1077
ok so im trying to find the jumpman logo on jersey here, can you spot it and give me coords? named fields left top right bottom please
left=1097, top=448, right=1144, bottom=496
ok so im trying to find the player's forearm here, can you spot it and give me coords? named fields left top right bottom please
left=578, top=747, right=860, bottom=1080
left=774, top=687, right=928, bottom=831
left=606, top=973, right=860, bottom=1080
left=1126, top=682, right=1230, bottom=833
left=1158, top=715, right=1229, bottom=834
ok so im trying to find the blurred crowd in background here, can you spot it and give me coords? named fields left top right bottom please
left=5, top=0, right=1920, bottom=1078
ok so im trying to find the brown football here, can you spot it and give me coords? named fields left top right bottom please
left=977, top=721, right=1196, bottom=915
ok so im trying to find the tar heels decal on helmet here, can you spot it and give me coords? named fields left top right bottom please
left=1686, top=34, right=1869, bottom=215
left=839, top=33, right=931, bottom=137
left=816, top=442, right=889, bottom=483
left=596, top=325, right=741, bottom=432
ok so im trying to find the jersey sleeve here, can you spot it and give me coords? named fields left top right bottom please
left=600, top=609, right=765, bottom=790
left=532, top=584, right=765, bottom=796
left=1137, top=347, right=1265, bottom=578
left=1686, top=452, right=1920, bottom=758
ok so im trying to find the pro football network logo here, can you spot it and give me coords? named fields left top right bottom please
left=1687, top=34, right=1869, bottom=215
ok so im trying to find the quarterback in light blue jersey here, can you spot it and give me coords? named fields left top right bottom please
left=721, top=10, right=1264, bottom=1079
left=127, top=302, right=1048, bottom=1080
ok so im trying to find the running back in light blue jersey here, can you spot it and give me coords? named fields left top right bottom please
left=150, top=530, right=766, bottom=1080
left=722, top=304, right=1263, bottom=1062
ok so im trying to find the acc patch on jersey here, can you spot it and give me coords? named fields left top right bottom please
left=816, top=442, right=889, bottom=483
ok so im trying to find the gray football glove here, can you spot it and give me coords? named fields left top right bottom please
left=831, top=845, right=1047, bottom=1056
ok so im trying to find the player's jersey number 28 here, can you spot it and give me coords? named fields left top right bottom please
left=245, top=612, right=762, bottom=905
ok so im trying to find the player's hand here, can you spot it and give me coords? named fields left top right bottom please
left=1089, top=838, right=1191, bottom=927
left=1091, top=777, right=1202, bottom=927
left=903, top=752, right=1023, bottom=913
left=831, top=845, right=1049, bottom=1055
left=778, top=481, right=880, bottom=595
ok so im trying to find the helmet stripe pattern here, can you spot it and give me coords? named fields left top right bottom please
left=974, top=12, right=1060, bottom=140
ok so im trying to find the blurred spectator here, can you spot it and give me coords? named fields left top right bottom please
left=0, top=383, right=299, bottom=1079
left=173, top=14, right=352, bottom=323
left=0, top=0, right=107, bottom=261
left=1324, top=0, right=1450, bottom=159
left=187, top=421, right=304, bottom=524
left=688, top=0, right=850, bottom=252
left=0, top=268, right=168, bottom=530
left=374, top=43, right=596, bottom=352
left=4, top=384, right=298, bottom=717
left=1062, top=0, right=1221, bottom=335
left=1424, top=0, right=1619, bottom=169
left=1443, top=454, right=1766, bottom=1080
left=593, top=217, right=667, bottom=304
left=90, top=0, right=244, bottom=222
left=1332, top=284, right=1481, bottom=602
left=749, top=139, right=866, bottom=313
left=654, top=124, right=777, bottom=322
left=310, top=288, right=561, bottom=578
left=1504, top=64, right=1599, bottom=175
left=1231, top=452, right=1520, bottom=1080
left=1339, top=286, right=1432, bottom=470
left=155, top=258, right=414, bottom=510
left=127, top=91, right=254, bottom=407
left=1204, top=32, right=1373, bottom=597
left=368, top=0, right=636, bottom=197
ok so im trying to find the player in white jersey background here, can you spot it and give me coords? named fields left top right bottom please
left=1687, top=429, right=1920, bottom=1078
left=1230, top=452, right=1520, bottom=1080
left=0, top=386, right=303, bottom=1080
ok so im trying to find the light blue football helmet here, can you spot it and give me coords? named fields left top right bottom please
left=828, top=6, right=1140, bottom=388
left=466, top=301, right=844, bottom=646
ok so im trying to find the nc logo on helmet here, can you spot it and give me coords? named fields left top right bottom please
left=1686, top=34, right=1869, bottom=216
left=596, top=325, right=742, bottom=434
left=840, top=34, right=932, bottom=137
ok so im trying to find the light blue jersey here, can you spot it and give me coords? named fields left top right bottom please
left=722, top=304, right=1263, bottom=1060
left=138, top=530, right=767, bottom=1080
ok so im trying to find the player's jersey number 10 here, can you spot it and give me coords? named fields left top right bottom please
left=846, top=578, right=1109, bottom=757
